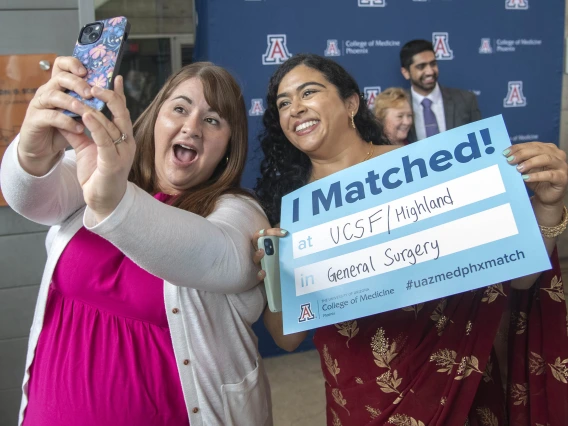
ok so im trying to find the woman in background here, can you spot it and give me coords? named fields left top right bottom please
left=373, top=87, right=413, bottom=145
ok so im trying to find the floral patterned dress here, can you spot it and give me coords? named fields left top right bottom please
left=313, top=249, right=568, bottom=426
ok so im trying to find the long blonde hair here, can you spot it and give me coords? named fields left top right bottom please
left=129, top=62, right=251, bottom=217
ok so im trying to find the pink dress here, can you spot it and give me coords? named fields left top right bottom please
left=23, top=194, right=189, bottom=426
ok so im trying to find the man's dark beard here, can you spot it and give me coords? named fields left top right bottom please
left=412, top=74, right=438, bottom=93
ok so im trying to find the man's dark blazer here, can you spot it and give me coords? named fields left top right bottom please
left=407, top=86, right=481, bottom=143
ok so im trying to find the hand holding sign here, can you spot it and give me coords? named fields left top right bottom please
left=506, top=142, right=567, bottom=208
left=502, top=141, right=568, bottom=290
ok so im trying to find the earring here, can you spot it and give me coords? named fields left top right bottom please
left=224, top=156, right=229, bottom=165
left=351, top=111, right=356, bottom=129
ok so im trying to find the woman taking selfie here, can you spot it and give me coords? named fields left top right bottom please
left=1, top=57, right=271, bottom=426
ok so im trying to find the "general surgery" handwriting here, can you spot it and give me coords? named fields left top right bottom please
left=327, top=239, right=440, bottom=284
left=384, top=240, right=440, bottom=266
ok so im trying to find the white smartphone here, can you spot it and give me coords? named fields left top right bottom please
left=258, top=236, right=282, bottom=312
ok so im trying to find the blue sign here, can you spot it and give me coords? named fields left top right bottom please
left=279, top=116, right=551, bottom=334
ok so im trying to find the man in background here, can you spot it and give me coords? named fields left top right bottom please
left=400, top=39, right=481, bottom=142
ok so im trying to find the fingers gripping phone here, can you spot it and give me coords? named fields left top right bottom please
left=258, top=236, right=282, bottom=313
left=64, top=16, right=130, bottom=117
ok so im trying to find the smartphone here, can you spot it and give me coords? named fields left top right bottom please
left=258, top=236, right=282, bottom=313
left=64, top=16, right=130, bottom=117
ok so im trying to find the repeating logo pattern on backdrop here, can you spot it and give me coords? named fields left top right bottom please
left=364, top=86, right=381, bottom=110
left=432, top=32, right=454, bottom=60
left=324, top=40, right=341, bottom=57
left=262, top=35, right=292, bottom=65
left=479, top=37, right=542, bottom=54
left=358, top=0, right=386, bottom=7
left=504, top=81, right=527, bottom=107
left=203, top=0, right=562, bottom=195
left=249, top=99, right=265, bottom=116
left=479, top=38, right=493, bottom=54
left=506, top=0, right=528, bottom=10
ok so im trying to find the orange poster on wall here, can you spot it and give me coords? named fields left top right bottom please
left=0, top=53, right=57, bottom=206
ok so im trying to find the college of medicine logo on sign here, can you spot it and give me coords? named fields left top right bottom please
left=298, top=303, right=315, bottom=322
left=364, top=86, right=381, bottom=110
left=504, top=81, right=527, bottom=107
left=324, top=40, right=341, bottom=57
left=262, top=35, right=292, bottom=65
left=506, top=0, right=528, bottom=10
left=358, top=0, right=386, bottom=7
left=479, top=38, right=493, bottom=54
left=432, top=32, right=454, bottom=60
left=249, top=99, right=265, bottom=116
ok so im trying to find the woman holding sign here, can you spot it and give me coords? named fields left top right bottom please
left=253, top=54, right=568, bottom=426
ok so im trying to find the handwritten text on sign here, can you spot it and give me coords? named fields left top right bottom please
left=279, top=116, right=551, bottom=334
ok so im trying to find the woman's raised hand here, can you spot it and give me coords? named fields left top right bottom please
left=17, top=55, right=135, bottom=222
left=506, top=142, right=568, bottom=225
left=73, top=76, right=135, bottom=223
left=17, top=56, right=92, bottom=176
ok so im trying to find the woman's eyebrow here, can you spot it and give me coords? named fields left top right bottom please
left=172, top=96, right=218, bottom=113
left=172, top=95, right=192, bottom=104
left=276, top=81, right=326, bottom=100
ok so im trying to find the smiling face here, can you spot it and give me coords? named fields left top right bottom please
left=153, top=77, right=231, bottom=194
left=383, top=101, right=413, bottom=144
left=276, top=65, right=354, bottom=155
left=401, top=51, right=439, bottom=96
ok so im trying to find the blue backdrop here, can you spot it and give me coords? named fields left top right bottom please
left=193, top=0, right=565, bottom=357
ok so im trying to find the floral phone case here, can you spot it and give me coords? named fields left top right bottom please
left=65, top=16, right=130, bottom=117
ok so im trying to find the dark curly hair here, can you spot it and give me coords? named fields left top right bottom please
left=254, top=53, right=386, bottom=225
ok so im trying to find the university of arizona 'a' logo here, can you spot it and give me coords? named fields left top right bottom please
left=505, top=0, right=528, bottom=10
left=324, top=40, right=341, bottom=57
left=364, top=86, right=381, bottom=110
left=432, top=32, right=454, bottom=60
left=262, top=35, right=292, bottom=65
left=503, top=81, right=527, bottom=107
left=358, top=0, right=386, bottom=6
left=249, top=99, right=265, bottom=116
left=298, top=303, right=315, bottom=322
left=479, top=38, right=493, bottom=54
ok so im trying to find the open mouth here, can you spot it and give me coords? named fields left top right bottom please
left=295, top=120, right=320, bottom=134
left=173, top=144, right=197, bottom=165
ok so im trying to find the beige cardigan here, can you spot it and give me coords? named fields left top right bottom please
left=1, top=137, right=273, bottom=426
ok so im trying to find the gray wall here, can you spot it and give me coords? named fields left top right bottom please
left=0, top=2, right=82, bottom=425
left=96, top=0, right=193, bottom=35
